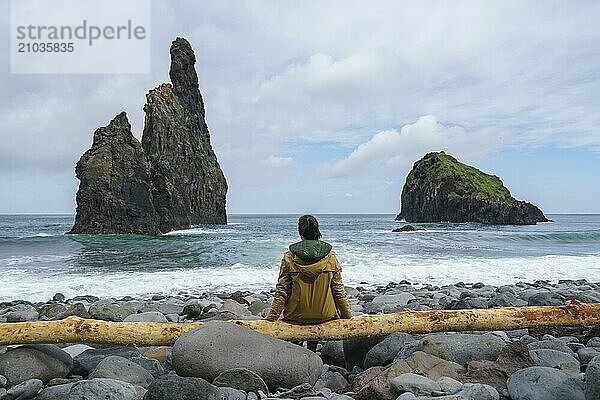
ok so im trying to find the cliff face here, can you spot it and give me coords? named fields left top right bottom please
left=396, top=152, right=548, bottom=225
left=69, top=37, right=227, bottom=235
left=142, top=38, right=227, bottom=232
left=68, top=112, right=161, bottom=235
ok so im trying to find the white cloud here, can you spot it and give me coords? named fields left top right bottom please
left=319, top=116, right=511, bottom=179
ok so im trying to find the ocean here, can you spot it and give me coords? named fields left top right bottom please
left=0, top=214, right=599, bottom=302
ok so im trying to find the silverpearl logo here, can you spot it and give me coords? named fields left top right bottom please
left=10, top=0, right=151, bottom=74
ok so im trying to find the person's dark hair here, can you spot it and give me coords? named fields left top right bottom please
left=298, top=215, right=322, bottom=240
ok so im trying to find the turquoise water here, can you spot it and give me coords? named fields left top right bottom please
left=0, top=214, right=599, bottom=301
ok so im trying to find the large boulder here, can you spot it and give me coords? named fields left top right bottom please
left=68, top=112, right=161, bottom=235
left=507, top=367, right=585, bottom=400
left=142, top=37, right=228, bottom=231
left=143, top=373, right=219, bottom=400
left=418, top=333, right=506, bottom=365
left=0, top=345, right=72, bottom=386
left=396, top=151, right=548, bottom=225
left=172, top=321, right=322, bottom=390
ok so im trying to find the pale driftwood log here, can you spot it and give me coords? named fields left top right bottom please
left=1, top=301, right=599, bottom=346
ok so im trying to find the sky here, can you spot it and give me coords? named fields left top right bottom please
left=1, top=1, right=600, bottom=214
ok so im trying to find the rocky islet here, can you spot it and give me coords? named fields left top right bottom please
left=396, top=152, right=549, bottom=225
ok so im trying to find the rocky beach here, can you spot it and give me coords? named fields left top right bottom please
left=1, top=279, right=599, bottom=400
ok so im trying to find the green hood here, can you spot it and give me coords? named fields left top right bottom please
left=289, top=240, right=333, bottom=264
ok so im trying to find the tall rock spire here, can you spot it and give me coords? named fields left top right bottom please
left=142, top=37, right=228, bottom=232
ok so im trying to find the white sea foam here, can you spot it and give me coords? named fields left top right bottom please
left=1, top=254, right=599, bottom=302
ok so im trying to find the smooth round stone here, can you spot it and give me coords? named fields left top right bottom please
left=456, top=383, right=499, bottom=400
left=0, top=345, right=72, bottom=386
left=212, top=368, right=268, bottom=394
left=529, top=349, right=580, bottom=373
left=419, top=333, right=506, bottom=365
left=507, top=367, right=585, bottom=400
left=390, top=373, right=440, bottom=396
left=66, top=378, right=139, bottom=400
left=88, top=356, right=154, bottom=388
left=0, top=374, right=6, bottom=387
left=173, top=321, right=322, bottom=391
left=123, top=311, right=168, bottom=323
left=72, top=346, right=140, bottom=377
left=371, top=293, right=415, bottom=305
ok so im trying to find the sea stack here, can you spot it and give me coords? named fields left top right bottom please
left=69, top=37, right=227, bottom=235
left=68, top=112, right=161, bottom=235
left=142, top=37, right=228, bottom=232
left=396, top=152, right=548, bottom=225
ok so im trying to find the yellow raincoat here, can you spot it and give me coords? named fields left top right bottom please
left=266, top=240, right=352, bottom=323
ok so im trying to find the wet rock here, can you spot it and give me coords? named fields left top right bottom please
left=212, top=368, right=268, bottom=394
left=391, top=225, right=425, bottom=232
left=88, top=356, right=154, bottom=388
left=0, top=345, right=72, bottom=386
left=173, top=321, right=322, bottom=391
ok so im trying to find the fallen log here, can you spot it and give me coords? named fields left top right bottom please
left=1, top=300, right=599, bottom=346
